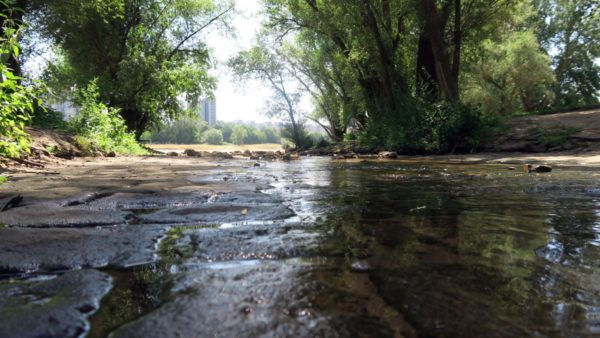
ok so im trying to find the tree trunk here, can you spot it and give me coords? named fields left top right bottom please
left=416, top=34, right=439, bottom=102
left=418, top=0, right=461, bottom=104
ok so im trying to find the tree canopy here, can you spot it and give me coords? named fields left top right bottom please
left=1, top=0, right=599, bottom=155
left=33, top=0, right=232, bottom=137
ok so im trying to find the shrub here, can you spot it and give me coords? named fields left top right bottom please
left=203, top=128, right=224, bottom=145
left=69, top=81, right=146, bottom=155
left=423, top=103, right=496, bottom=153
left=0, top=22, right=37, bottom=158
left=280, top=123, right=314, bottom=150
left=31, top=106, right=68, bottom=130
left=150, top=118, right=207, bottom=144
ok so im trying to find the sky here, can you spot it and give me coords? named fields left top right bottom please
left=204, top=0, right=273, bottom=123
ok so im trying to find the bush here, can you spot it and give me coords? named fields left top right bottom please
left=0, top=23, right=37, bottom=158
left=357, top=99, right=494, bottom=153
left=280, top=123, right=314, bottom=150
left=30, top=106, right=68, bottom=130
left=422, top=103, right=496, bottom=153
left=150, top=118, right=207, bottom=144
left=69, top=81, right=146, bottom=155
left=203, top=128, right=224, bottom=145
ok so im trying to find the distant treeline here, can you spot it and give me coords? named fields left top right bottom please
left=146, top=119, right=282, bottom=145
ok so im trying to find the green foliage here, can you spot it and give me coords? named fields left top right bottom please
left=0, top=175, right=7, bottom=185
left=462, top=31, right=555, bottom=115
left=427, top=104, right=497, bottom=152
left=0, top=18, right=36, bottom=159
left=532, top=0, right=600, bottom=107
left=230, top=45, right=307, bottom=146
left=280, top=123, right=315, bottom=150
left=30, top=106, right=67, bottom=130
left=147, top=118, right=280, bottom=145
left=150, top=118, right=207, bottom=144
left=358, top=102, right=494, bottom=153
left=36, top=0, right=232, bottom=136
left=72, top=135, right=94, bottom=156
left=68, top=81, right=147, bottom=155
left=230, top=125, right=249, bottom=145
left=202, top=128, right=223, bottom=145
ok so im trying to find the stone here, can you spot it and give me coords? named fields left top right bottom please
left=533, top=165, right=553, bottom=173
left=106, top=151, right=117, bottom=158
left=523, top=164, right=553, bottom=173
left=184, top=149, right=201, bottom=157
left=253, top=162, right=261, bottom=167
left=136, top=203, right=295, bottom=225
left=0, top=269, right=112, bottom=338
left=207, top=152, right=234, bottom=159
left=111, top=261, right=408, bottom=338
left=0, top=205, right=131, bottom=228
left=378, top=151, right=398, bottom=159
left=0, top=225, right=167, bottom=274
left=167, top=152, right=179, bottom=157
left=109, top=263, right=334, bottom=338
left=179, top=223, right=322, bottom=263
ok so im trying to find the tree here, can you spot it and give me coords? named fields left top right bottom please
left=33, top=0, right=232, bottom=137
left=264, top=0, right=414, bottom=119
left=279, top=34, right=358, bottom=141
left=150, top=117, right=208, bottom=144
left=203, top=128, right=224, bottom=145
left=230, top=124, right=248, bottom=145
left=532, top=0, right=600, bottom=106
left=229, top=45, right=305, bottom=147
left=462, top=31, right=555, bottom=114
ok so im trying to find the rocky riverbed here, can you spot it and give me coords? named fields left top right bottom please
left=2, top=155, right=600, bottom=337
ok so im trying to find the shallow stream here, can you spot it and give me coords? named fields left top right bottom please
left=3, top=157, right=600, bottom=337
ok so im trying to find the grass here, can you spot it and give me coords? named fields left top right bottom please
left=540, top=127, right=580, bottom=147
left=147, top=143, right=283, bottom=153
left=74, top=135, right=149, bottom=156
left=0, top=176, right=6, bottom=185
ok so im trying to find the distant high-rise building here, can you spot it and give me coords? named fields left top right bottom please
left=201, top=99, right=217, bottom=126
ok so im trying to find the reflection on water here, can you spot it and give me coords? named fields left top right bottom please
left=261, top=159, right=600, bottom=337
left=86, top=158, right=600, bottom=337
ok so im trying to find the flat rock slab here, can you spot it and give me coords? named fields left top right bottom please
left=177, top=223, right=323, bottom=263
left=0, top=205, right=131, bottom=228
left=0, top=269, right=112, bottom=338
left=136, top=192, right=294, bottom=225
left=85, top=191, right=211, bottom=210
left=137, top=203, right=295, bottom=224
left=0, top=225, right=168, bottom=274
left=110, top=262, right=334, bottom=338
left=111, top=261, right=411, bottom=338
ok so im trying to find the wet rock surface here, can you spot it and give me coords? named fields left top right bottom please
left=0, top=205, right=132, bottom=228
left=175, top=223, right=323, bottom=263
left=4, top=155, right=600, bottom=337
left=0, top=270, right=112, bottom=338
left=0, top=225, right=167, bottom=274
left=110, top=261, right=410, bottom=338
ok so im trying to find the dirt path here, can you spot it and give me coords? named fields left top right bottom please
left=490, top=107, right=600, bottom=152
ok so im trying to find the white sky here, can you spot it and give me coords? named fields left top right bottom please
left=204, top=0, right=273, bottom=122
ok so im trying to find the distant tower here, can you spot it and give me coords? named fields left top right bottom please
left=201, top=99, right=217, bottom=126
